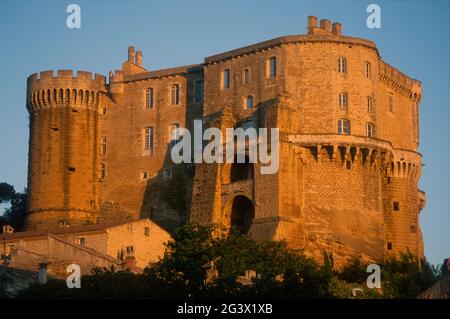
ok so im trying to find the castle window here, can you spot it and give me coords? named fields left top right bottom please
left=146, top=88, right=154, bottom=109
left=339, top=92, right=348, bottom=109
left=366, top=123, right=375, bottom=137
left=337, top=119, right=350, bottom=135
left=223, top=69, right=230, bottom=88
left=194, top=80, right=204, bottom=103
left=269, top=57, right=277, bottom=78
left=243, top=68, right=250, bottom=84
left=388, top=93, right=394, bottom=112
left=410, top=225, right=417, bottom=233
left=365, top=62, right=371, bottom=78
left=171, top=84, right=180, bottom=105
left=168, top=123, right=180, bottom=145
left=144, top=227, right=150, bottom=237
left=393, top=201, right=400, bottom=211
left=101, top=137, right=107, bottom=155
left=163, top=168, right=173, bottom=179
left=143, top=127, right=154, bottom=152
left=126, top=246, right=135, bottom=256
left=77, top=238, right=86, bottom=246
left=338, top=57, right=347, bottom=73
left=100, top=163, right=106, bottom=179
left=387, top=242, right=393, bottom=250
left=68, top=167, right=76, bottom=172
left=102, top=107, right=107, bottom=114
left=142, top=171, right=149, bottom=180
left=346, top=161, right=351, bottom=170
left=367, top=96, right=373, bottom=113
left=246, top=95, right=254, bottom=109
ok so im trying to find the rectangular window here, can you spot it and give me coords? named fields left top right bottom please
left=338, top=119, right=350, bottom=135
left=269, top=57, right=277, bottom=78
left=168, top=123, right=180, bottom=145
left=142, top=171, right=149, bottom=180
left=101, top=136, right=107, bottom=155
left=144, top=127, right=154, bottom=152
left=100, top=163, right=106, bottom=179
left=393, top=201, right=400, bottom=211
left=78, top=238, right=86, bottom=246
left=144, top=227, right=150, bottom=237
left=366, top=123, right=375, bottom=137
left=163, top=168, right=172, bottom=179
left=246, top=95, right=253, bottom=109
left=223, top=69, right=230, bottom=88
left=365, top=62, right=371, bottom=78
left=243, top=68, right=250, bottom=84
left=146, top=88, right=154, bottom=109
left=194, top=80, right=204, bottom=103
left=387, top=242, right=393, bottom=250
left=338, top=57, right=347, bottom=73
left=367, top=96, right=373, bottom=113
left=339, top=92, right=348, bottom=109
left=388, top=94, right=394, bottom=112
left=171, top=84, right=180, bottom=105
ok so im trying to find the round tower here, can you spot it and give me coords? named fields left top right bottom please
left=25, top=70, right=107, bottom=231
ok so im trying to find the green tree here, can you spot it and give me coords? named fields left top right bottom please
left=0, top=182, right=27, bottom=231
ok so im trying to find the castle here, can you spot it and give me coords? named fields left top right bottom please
left=23, top=16, right=425, bottom=266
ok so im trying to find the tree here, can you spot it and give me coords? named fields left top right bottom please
left=0, top=183, right=27, bottom=231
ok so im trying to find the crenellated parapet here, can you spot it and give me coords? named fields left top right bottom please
left=27, top=70, right=107, bottom=112
left=384, top=149, right=422, bottom=180
left=378, top=61, right=422, bottom=102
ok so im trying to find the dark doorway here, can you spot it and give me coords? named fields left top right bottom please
left=230, top=195, right=255, bottom=234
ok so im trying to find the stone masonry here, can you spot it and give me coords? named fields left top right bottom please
left=25, top=16, right=425, bottom=267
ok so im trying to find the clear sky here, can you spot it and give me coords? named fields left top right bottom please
left=0, top=0, right=448, bottom=265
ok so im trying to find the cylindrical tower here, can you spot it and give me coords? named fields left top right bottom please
left=25, top=70, right=107, bottom=231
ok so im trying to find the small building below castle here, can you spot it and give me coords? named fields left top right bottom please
left=0, top=219, right=171, bottom=279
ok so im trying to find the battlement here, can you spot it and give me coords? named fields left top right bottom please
left=379, top=61, right=422, bottom=101
left=27, top=70, right=107, bottom=112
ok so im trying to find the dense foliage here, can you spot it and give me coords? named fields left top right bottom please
left=0, top=182, right=27, bottom=231
left=16, top=224, right=442, bottom=299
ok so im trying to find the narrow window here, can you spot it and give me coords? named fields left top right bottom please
left=78, top=238, right=86, bottom=246
left=365, top=62, right=371, bottom=78
left=366, top=123, right=375, bottom=137
left=246, top=95, right=253, bottom=109
left=346, top=161, right=351, bottom=170
left=337, top=119, right=350, bottom=135
left=338, top=57, right=347, bottom=73
left=223, top=69, right=230, bottom=88
left=339, top=92, right=348, bottom=109
left=387, top=242, right=393, bottom=250
left=243, top=68, right=250, bottom=84
left=388, top=93, right=394, bottom=112
left=100, top=163, right=106, bottom=179
left=367, top=96, right=373, bottom=113
left=163, top=168, right=172, bottom=179
left=393, top=201, right=400, bottom=211
left=146, top=88, right=154, bottom=109
left=194, top=80, right=204, bottom=103
left=142, top=171, right=149, bottom=180
left=144, top=127, right=154, bottom=152
left=144, top=227, right=150, bottom=237
left=102, top=107, right=107, bottom=114
left=168, top=123, right=180, bottom=145
left=269, top=57, right=277, bottom=78
left=101, top=136, right=107, bottom=155
left=171, top=84, right=180, bottom=105
left=68, top=167, right=76, bottom=172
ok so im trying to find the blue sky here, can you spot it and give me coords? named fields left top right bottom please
left=0, top=0, right=448, bottom=265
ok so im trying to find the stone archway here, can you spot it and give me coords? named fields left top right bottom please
left=230, top=195, right=255, bottom=234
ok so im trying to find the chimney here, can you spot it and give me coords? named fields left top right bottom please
left=38, top=263, right=48, bottom=284
left=135, top=51, right=142, bottom=67
left=319, top=19, right=332, bottom=32
left=2, top=225, right=14, bottom=234
left=307, top=16, right=318, bottom=34
left=332, top=22, right=342, bottom=36
left=127, top=46, right=135, bottom=63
